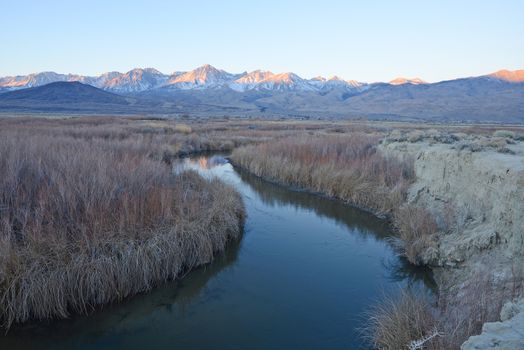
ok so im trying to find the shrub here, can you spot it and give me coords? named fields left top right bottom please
left=174, top=123, right=193, bottom=134
left=365, top=270, right=518, bottom=350
left=407, top=130, right=425, bottom=143
left=385, top=129, right=407, bottom=143
left=364, top=289, right=438, bottom=350
left=493, top=130, right=516, bottom=139
left=393, top=205, right=438, bottom=264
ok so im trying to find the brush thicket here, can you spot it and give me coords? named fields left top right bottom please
left=231, top=134, right=414, bottom=215
left=0, top=128, right=244, bottom=330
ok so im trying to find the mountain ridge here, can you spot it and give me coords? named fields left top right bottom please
left=1, top=67, right=523, bottom=123
left=1, top=65, right=521, bottom=94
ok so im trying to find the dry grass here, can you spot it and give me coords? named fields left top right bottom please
left=393, top=205, right=439, bottom=264
left=230, top=134, right=437, bottom=266
left=2, top=115, right=521, bottom=339
left=231, top=134, right=414, bottom=216
left=365, top=268, right=522, bottom=350
left=174, top=123, right=193, bottom=134
left=364, top=289, right=437, bottom=350
left=0, top=120, right=245, bottom=329
left=0, top=117, right=248, bottom=161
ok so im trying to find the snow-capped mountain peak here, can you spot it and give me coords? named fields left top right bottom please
left=166, top=64, right=235, bottom=89
left=103, top=68, right=168, bottom=92
left=251, top=72, right=316, bottom=91
left=229, top=70, right=276, bottom=91
left=0, top=72, right=82, bottom=89
left=1, top=66, right=521, bottom=95
left=389, top=77, right=427, bottom=85
left=487, top=69, right=524, bottom=83
left=235, top=70, right=275, bottom=84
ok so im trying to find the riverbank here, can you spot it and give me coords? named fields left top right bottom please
left=0, top=121, right=245, bottom=330
left=231, top=130, right=524, bottom=349
left=0, top=152, right=434, bottom=350
left=381, top=135, right=524, bottom=349
left=2, top=116, right=523, bottom=347
left=231, top=134, right=414, bottom=217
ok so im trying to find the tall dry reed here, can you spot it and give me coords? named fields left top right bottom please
left=0, top=124, right=245, bottom=329
left=231, top=134, right=414, bottom=215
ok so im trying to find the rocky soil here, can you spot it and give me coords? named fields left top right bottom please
left=461, top=298, right=524, bottom=349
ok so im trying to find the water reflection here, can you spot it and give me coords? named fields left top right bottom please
left=186, top=155, right=228, bottom=170
left=185, top=155, right=435, bottom=292
left=2, top=239, right=243, bottom=350
left=236, top=165, right=435, bottom=291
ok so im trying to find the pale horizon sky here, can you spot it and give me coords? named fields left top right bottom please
left=1, top=0, right=523, bottom=83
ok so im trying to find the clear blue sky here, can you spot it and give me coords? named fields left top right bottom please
left=1, top=0, right=522, bottom=82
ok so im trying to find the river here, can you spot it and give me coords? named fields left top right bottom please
left=0, top=154, right=434, bottom=350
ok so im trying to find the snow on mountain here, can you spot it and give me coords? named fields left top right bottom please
left=102, top=68, right=168, bottom=92
left=255, top=72, right=316, bottom=91
left=92, top=71, right=122, bottom=88
left=0, top=69, right=169, bottom=93
left=307, top=76, right=367, bottom=94
left=229, top=70, right=276, bottom=91
left=165, top=64, right=235, bottom=89
left=389, top=77, right=427, bottom=85
left=0, top=72, right=94, bottom=90
left=1, top=67, right=522, bottom=95
left=0, top=68, right=370, bottom=93
left=308, top=76, right=327, bottom=88
left=321, top=76, right=366, bottom=91
left=487, top=69, right=524, bottom=83
left=230, top=71, right=322, bottom=92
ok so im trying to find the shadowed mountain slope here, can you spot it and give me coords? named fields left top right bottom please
left=0, top=82, right=130, bottom=104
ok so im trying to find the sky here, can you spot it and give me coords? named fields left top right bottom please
left=0, top=0, right=523, bottom=82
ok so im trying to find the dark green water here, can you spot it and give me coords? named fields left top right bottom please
left=0, top=155, right=434, bottom=350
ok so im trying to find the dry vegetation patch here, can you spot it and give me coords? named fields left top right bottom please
left=366, top=269, right=521, bottom=350
left=392, top=205, right=439, bottom=264
left=364, top=290, right=438, bottom=350
left=230, top=133, right=443, bottom=264
left=232, top=134, right=414, bottom=215
left=0, top=118, right=245, bottom=329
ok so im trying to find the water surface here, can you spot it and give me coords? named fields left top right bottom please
left=1, top=154, right=434, bottom=350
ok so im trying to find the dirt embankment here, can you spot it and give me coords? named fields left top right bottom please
left=461, top=298, right=524, bottom=349
left=381, top=139, right=524, bottom=348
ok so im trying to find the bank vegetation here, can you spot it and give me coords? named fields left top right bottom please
left=230, top=129, right=524, bottom=349
left=0, top=118, right=245, bottom=329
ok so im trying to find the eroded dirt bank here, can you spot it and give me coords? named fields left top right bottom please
left=231, top=131, right=524, bottom=348
left=381, top=139, right=524, bottom=348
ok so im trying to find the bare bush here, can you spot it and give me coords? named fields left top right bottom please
left=364, top=289, right=438, bottom=350
left=174, top=123, right=193, bottom=134
left=493, top=130, right=516, bottom=139
left=393, top=205, right=438, bottom=264
left=455, top=135, right=516, bottom=154
left=366, top=270, right=519, bottom=350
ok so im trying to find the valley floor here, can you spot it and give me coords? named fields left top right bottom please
left=1, top=115, right=523, bottom=349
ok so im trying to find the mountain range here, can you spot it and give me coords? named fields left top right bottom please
left=0, top=64, right=372, bottom=93
left=0, top=65, right=523, bottom=122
